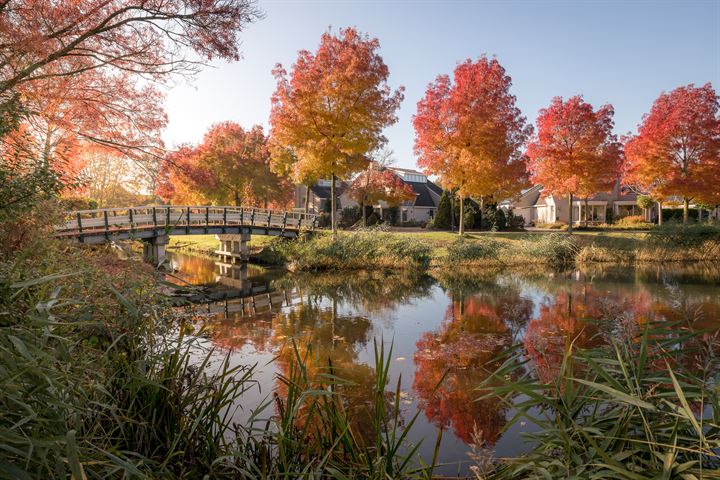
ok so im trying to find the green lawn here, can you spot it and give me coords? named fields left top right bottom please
left=169, top=234, right=275, bottom=254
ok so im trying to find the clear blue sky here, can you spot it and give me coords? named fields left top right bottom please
left=163, top=0, right=720, bottom=170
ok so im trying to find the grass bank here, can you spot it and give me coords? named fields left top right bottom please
left=178, top=224, right=719, bottom=272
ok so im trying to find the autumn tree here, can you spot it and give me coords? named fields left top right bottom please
left=347, top=164, right=415, bottom=226
left=413, top=57, right=531, bottom=235
left=269, top=27, right=404, bottom=238
left=0, top=0, right=261, bottom=190
left=157, top=123, right=290, bottom=208
left=624, top=83, right=720, bottom=224
left=526, top=96, right=623, bottom=232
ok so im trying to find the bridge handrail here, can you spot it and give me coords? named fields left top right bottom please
left=54, top=205, right=318, bottom=236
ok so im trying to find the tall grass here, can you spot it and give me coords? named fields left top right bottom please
left=225, top=340, right=439, bottom=479
left=1, top=240, right=439, bottom=478
left=268, top=231, right=432, bottom=271
left=478, top=316, right=720, bottom=479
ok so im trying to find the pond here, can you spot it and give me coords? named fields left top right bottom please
left=167, top=251, right=720, bottom=474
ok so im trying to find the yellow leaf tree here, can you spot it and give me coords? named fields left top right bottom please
left=269, top=27, right=404, bottom=237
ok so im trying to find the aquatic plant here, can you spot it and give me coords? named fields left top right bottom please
left=479, top=316, right=720, bottom=479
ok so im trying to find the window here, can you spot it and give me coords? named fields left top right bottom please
left=402, top=209, right=408, bottom=222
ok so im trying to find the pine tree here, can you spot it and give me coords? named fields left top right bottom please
left=434, top=191, right=452, bottom=229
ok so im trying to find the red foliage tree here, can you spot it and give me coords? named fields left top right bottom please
left=413, top=57, right=532, bottom=234
left=157, top=123, right=291, bottom=207
left=624, top=83, right=720, bottom=223
left=347, top=165, right=415, bottom=225
left=526, top=96, right=623, bottom=232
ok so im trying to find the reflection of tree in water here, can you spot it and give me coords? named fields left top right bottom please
left=271, top=298, right=389, bottom=444
left=413, top=282, right=530, bottom=445
left=523, top=279, right=720, bottom=385
left=205, top=312, right=275, bottom=352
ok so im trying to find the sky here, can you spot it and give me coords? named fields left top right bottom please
left=163, top=0, right=720, bottom=170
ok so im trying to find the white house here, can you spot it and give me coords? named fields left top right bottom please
left=512, top=182, right=657, bottom=226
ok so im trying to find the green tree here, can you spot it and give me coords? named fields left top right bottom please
left=636, top=195, right=655, bottom=223
left=434, top=191, right=452, bottom=230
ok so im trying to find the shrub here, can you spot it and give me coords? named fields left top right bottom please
left=59, top=196, right=99, bottom=211
left=401, top=219, right=427, bottom=228
left=382, top=206, right=399, bottom=225
left=605, top=207, right=614, bottom=224
left=617, top=215, right=647, bottom=225
left=662, top=207, right=699, bottom=223
left=445, top=237, right=503, bottom=264
left=463, top=206, right=476, bottom=229
left=508, top=213, right=526, bottom=229
left=522, top=233, right=579, bottom=265
left=339, top=206, right=361, bottom=228
left=535, top=221, right=567, bottom=230
left=366, top=212, right=380, bottom=226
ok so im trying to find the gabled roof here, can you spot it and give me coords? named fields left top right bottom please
left=404, top=181, right=438, bottom=207
left=309, top=182, right=348, bottom=199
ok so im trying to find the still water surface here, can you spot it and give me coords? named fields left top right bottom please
left=168, top=252, right=720, bottom=473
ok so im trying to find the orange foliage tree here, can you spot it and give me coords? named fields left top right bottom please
left=269, top=27, right=404, bottom=238
left=526, top=96, right=623, bottom=232
left=624, top=83, right=720, bottom=223
left=347, top=165, right=415, bottom=226
left=413, top=57, right=532, bottom=234
left=157, top=123, right=292, bottom=208
left=0, top=0, right=260, bottom=183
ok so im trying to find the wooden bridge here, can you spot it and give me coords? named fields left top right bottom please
left=54, top=206, right=318, bottom=264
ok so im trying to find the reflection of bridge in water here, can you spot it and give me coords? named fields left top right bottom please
left=174, top=260, right=302, bottom=319
left=54, top=205, right=318, bottom=264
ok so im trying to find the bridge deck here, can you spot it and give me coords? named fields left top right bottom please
left=54, top=206, right=318, bottom=243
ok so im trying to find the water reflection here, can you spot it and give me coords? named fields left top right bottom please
left=169, top=252, right=720, bottom=470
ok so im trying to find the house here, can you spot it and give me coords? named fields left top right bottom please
left=293, top=167, right=444, bottom=223
left=385, top=167, right=443, bottom=223
left=513, top=182, right=657, bottom=226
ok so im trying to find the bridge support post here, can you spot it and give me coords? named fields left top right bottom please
left=215, top=262, right=251, bottom=295
left=215, top=233, right=250, bottom=263
left=142, top=234, right=168, bottom=266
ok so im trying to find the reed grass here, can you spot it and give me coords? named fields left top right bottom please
left=477, top=315, right=720, bottom=479
left=1, top=241, right=439, bottom=478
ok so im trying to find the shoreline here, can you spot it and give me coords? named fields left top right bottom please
left=166, top=228, right=720, bottom=272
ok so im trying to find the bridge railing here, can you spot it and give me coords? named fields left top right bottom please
left=54, top=206, right=318, bottom=236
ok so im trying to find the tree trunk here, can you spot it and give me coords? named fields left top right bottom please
left=331, top=173, right=337, bottom=240
left=567, top=193, right=573, bottom=233
left=234, top=190, right=240, bottom=207
left=683, top=198, right=689, bottom=224
left=657, top=201, right=663, bottom=225
left=479, top=196, right=484, bottom=231
left=362, top=199, right=367, bottom=226
left=584, top=197, right=589, bottom=227
left=459, top=195, right=465, bottom=235
left=450, top=195, right=455, bottom=232
left=304, top=185, right=311, bottom=214
left=698, top=207, right=703, bottom=223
